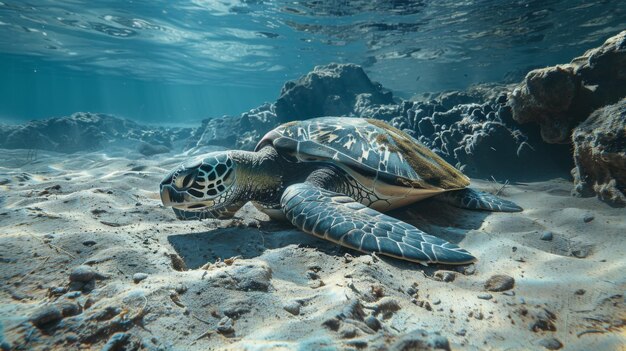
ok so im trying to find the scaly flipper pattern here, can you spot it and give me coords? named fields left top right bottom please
left=438, top=188, right=523, bottom=212
left=280, top=183, right=476, bottom=265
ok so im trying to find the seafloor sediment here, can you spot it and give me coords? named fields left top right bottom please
left=0, top=149, right=624, bottom=350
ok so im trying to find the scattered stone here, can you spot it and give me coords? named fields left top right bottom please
left=583, top=214, right=595, bottom=223
left=69, top=265, right=108, bottom=283
left=371, top=285, right=385, bottom=299
left=502, top=291, right=516, bottom=296
left=373, top=297, right=401, bottom=318
left=538, top=337, right=563, bottom=350
left=30, top=305, right=63, bottom=328
left=432, top=299, right=441, bottom=305
left=485, top=274, right=515, bottom=292
left=175, top=283, right=188, bottom=294
left=456, top=329, right=467, bottom=337
left=575, top=289, right=586, bottom=295
left=459, top=264, right=476, bottom=275
left=364, top=315, right=381, bottom=331
left=390, top=329, right=450, bottom=351
left=307, top=271, right=320, bottom=280
left=101, top=332, right=130, bottom=351
left=531, top=309, right=557, bottom=332
left=339, top=325, right=358, bottom=339
left=283, top=301, right=301, bottom=316
left=58, top=302, right=82, bottom=317
left=540, top=231, right=553, bottom=241
left=65, top=291, right=82, bottom=299
left=216, top=316, right=234, bottom=335
left=82, top=240, right=97, bottom=247
left=169, top=253, right=187, bottom=271
left=478, top=293, right=493, bottom=300
left=343, top=253, right=354, bottom=263
left=434, top=270, right=456, bottom=282
left=133, top=273, right=149, bottom=283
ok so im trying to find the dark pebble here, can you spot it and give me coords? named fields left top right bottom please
left=82, top=240, right=97, bottom=247
left=217, top=316, right=234, bottom=334
left=477, top=293, right=493, bottom=300
left=69, top=265, right=107, bottom=282
left=583, top=214, right=594, bottom=223
left=133, top=273, right=149, bottom=283
left=30, top=305, right=63, bottom=328
left=365, top=315, right=381, bottom=331
left=101, top=333, right=130, bottom=351
left=434, top=270, right=456, bottom=282
left=540, top=231, right=553, bottom=241
left=485, top=274, right=515, bottom=292
left=538, top=336, right=563, bottom=350
left=575, top=289, right=586, bottom=295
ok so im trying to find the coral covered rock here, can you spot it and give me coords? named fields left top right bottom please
left=274, top=63, right=394, bottom=122
left=572, top=98, right=626, bottom=206
left=509, top=30, right=626, bottom=143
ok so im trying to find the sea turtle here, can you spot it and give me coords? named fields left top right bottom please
left=160, top=117, right=522, bottom=264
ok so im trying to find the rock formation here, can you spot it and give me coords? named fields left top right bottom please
left=274, top=63, right=394, bottom=122
left=0, top=112, right=191, bottom=154
left=572, top=98, right=626, bottom=206
left=509, top=30, right=626, bottom=144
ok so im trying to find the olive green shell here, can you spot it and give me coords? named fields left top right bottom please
left=255, top=117, right=469, bottom=190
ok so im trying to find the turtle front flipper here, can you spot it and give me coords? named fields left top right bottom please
left=438, top=188, right=522, bottom=212
left=280, top=183, right=476, bottom=265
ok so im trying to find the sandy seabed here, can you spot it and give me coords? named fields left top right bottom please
left=0, top=148, right=624, bottom=351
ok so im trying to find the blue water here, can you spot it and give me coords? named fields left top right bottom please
left=0, top=0, right=624, bottom=123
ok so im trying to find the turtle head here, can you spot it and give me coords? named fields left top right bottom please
left=160, top=151, right=239, bottom=219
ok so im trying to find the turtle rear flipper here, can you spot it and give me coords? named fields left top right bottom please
left=438, top=188, right=522, bottom=212
left=280, top=182, right=476, bottom=265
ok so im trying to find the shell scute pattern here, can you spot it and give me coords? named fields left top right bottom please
left=259, top=117, right=469, bottom=190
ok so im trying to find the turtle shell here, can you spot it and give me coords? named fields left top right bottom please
left=255, top=117, right=469, bottom=190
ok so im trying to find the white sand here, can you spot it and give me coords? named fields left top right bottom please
left=0, top=148, right=624, bottom=350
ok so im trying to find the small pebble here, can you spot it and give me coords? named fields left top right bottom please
left=477, top=293, right=493, bottom=300
left=432, top=299, right=441, bottom=305
left=49, top=287, right=67, bottom=296
left=456, top=329, right=467, bottom=336
left=574, top=289, right=586, bottom=295
left=30, top=305, right=63, bottom=328
left=485, top=274, right=515, bottom=292
left=502, top=290, right=515, bottom=296
left=65, top=291, right=82, bottom=299
left=82, top=240, right=97, bottom=247
left=133, top=273, right=149, bottom=283
left=434, top=271, right=456, bottom=282
left=283, top=301, right=301, bottom=316
left=339, top=325, right=358, bottom=339
left=306, top=271, right=319, bottom=280
left=583, top=214, right=594, bottom=223
left=216, top=316, right=234, bottom=334
left=538, top=336, right=563, bottom=350
left=540, top=231, right=553, bottom=241
left=69, top=265, right=107, bottom=283
left=364, top=315, right=381, bottom=331
left=175, top=283, right=188, bottom=294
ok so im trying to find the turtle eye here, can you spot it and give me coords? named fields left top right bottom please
left=174, top=169, right=197, bottom=190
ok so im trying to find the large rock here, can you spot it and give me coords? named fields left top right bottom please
left=187, top=103, right=278, bottom=151
left=509, top=30, right=626, bottom=143
left=571, top=99, right=626, bottom=206
left=274, top=63, right=394, bottom=122
left=0, top=112, right=191, bottom=153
